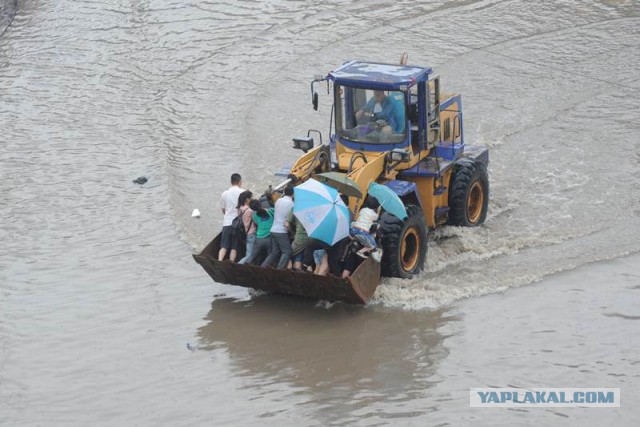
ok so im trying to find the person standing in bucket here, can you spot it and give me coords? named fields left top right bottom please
left=286, top=208, right=313, bottom=272
left=218, top=173, right=244, bottom=262
left=237, top=195, right=257, bottom=264
left=261, top=186, right=294, bottom=269
left=244, top=202, right=275, bottom=265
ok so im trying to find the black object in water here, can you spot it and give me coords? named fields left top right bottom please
left=133, top=176, right=148, bottom=185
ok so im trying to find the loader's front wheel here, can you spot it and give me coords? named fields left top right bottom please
left=448, top=158, right=489, bottom=226
left=380, top=204, right=428, bottom=279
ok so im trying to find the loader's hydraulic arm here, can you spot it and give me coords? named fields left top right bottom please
left=287, top=145, right=331, bottom=183
left=288, top=147, right=398, bottom=212
left=345, top=152, right=394, bottom=209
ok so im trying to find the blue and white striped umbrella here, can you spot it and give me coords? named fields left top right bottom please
left=293, top=178, right=350, bottom=246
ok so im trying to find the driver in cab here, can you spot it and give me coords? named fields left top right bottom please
left=355, top=90, right=405, bottom=136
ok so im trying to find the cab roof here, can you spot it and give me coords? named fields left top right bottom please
left=328, top=60, right=432, bottom=90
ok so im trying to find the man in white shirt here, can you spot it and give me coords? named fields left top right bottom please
left=261, top=186, right=294, bottom=269
left=218, top=173, right=244, bottom=262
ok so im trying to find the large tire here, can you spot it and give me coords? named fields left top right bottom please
left=447, top=158, right=489, bottom=226
left=379, top=204, right=428, bottom=279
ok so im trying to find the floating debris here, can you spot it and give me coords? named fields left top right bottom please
left=133, top=176, right=148, bottom=185
left=191, top=208, right=201, bottom=218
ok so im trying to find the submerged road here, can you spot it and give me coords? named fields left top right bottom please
left=1, top=0, right=639, bottom=425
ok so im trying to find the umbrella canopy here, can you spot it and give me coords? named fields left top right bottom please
left=314, top=172, right=363, bottom=199
left=293, top=179, right=351, bottom=246
left=367, top=182, right=408, bottom=220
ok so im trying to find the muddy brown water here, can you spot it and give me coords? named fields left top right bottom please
left=1, top=0, right=639, bottom=425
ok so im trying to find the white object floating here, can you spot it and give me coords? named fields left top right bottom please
left=191, top=208, right=201, bottom=218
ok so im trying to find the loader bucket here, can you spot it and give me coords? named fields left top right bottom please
left=193, top=234, right=381, bottom=305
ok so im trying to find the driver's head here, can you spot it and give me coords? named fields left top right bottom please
left=373, top=90, right=385, bottom=103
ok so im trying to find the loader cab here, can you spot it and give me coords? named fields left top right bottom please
left=336, top=87, right=408, bottom=146
left=327, top=61, right=437, bottom=156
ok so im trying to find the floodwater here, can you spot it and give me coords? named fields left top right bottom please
left=1, top=0, right=639, bottom=425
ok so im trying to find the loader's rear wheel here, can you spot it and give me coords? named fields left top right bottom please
left=380, top=204, right=428, bottom=278
left=448, top=158, right=489, bottom=226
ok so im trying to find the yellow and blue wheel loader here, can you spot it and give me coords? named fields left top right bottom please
left=194, top=59, right=489, bottom=304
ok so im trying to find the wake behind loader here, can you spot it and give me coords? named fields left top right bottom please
left=194, top=59, right=489, bottom=304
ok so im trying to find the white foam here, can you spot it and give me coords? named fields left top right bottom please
left=370, top=223, right=609, bottom=311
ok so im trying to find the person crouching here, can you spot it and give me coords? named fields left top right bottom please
left=350, top=196, right=381, bottom=258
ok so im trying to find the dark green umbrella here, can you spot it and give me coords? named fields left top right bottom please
left=313, top=172, right=363, bottom=199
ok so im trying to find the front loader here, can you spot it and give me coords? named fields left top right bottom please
left=194, top=59, right=489, bottom=303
